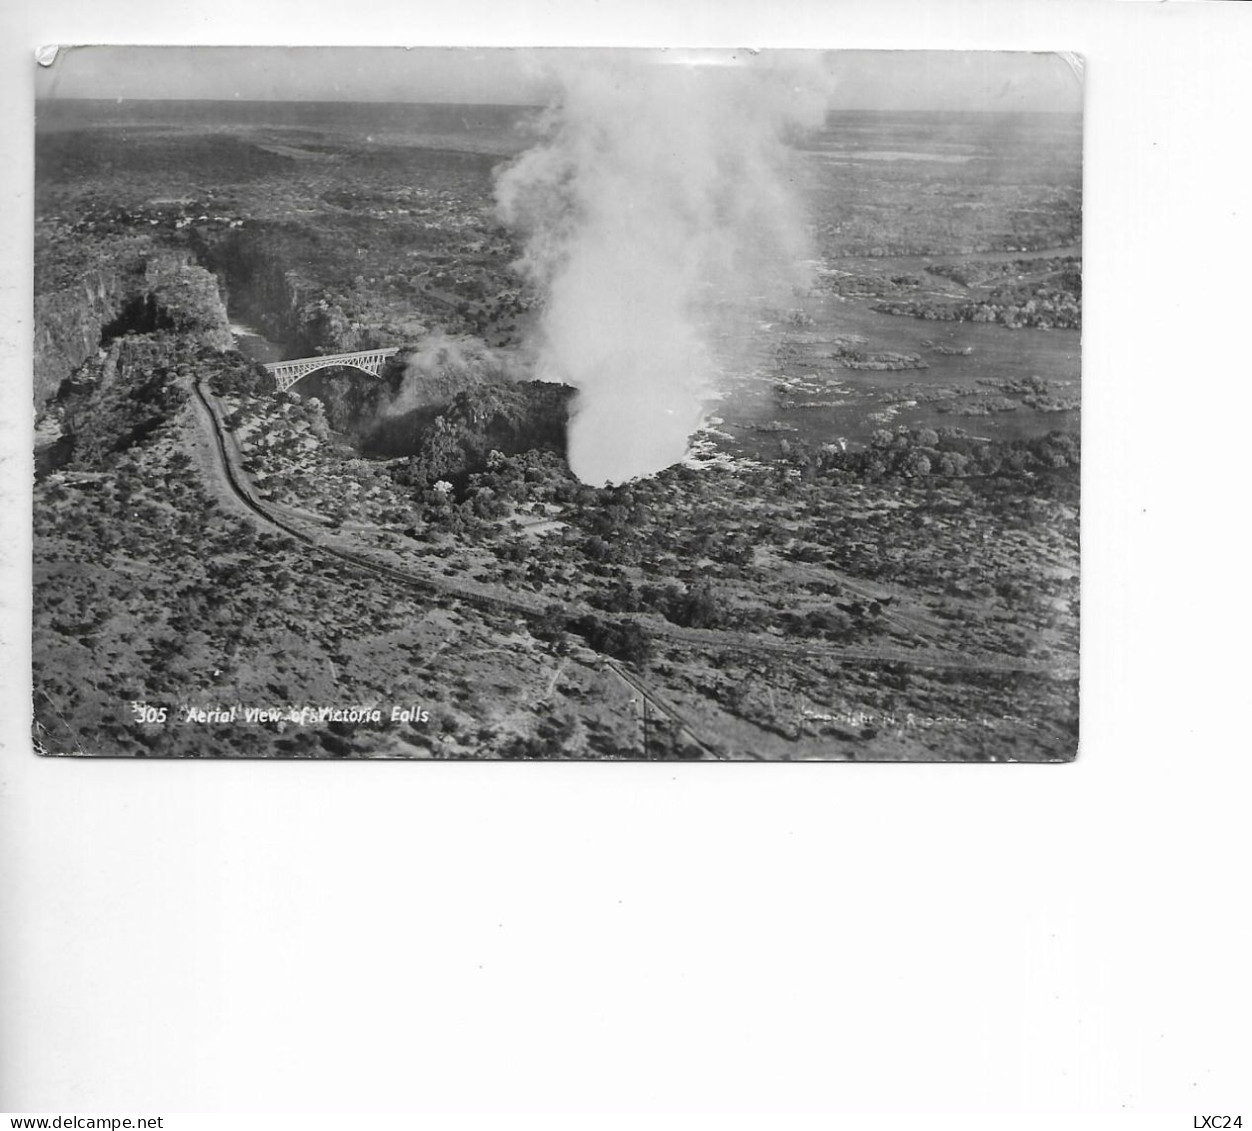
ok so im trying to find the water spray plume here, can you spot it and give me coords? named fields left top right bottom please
left=496, top=52, right=833, bottom=485
left=383, top=333, right=517, bottom=417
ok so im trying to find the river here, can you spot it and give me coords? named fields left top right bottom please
left=709, top=282, right=1080, bottom=459
left=229, top=319, right=288, bottom=364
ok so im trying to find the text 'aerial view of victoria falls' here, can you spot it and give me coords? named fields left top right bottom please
left=32, top=47, right=1082, bottom=760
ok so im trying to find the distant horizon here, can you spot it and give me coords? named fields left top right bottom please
left=35, top=95, right=1082, bottom=113
left=34, top=47, right=1083, bottom=114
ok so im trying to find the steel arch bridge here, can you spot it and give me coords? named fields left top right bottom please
left=264, top=348, right=400, bottom=393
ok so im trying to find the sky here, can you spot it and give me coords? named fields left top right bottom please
left=34, top=45, right=1082, bottom=112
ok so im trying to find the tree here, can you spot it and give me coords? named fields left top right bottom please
left=673, top=583, right=727, bottom=629
left=931, top=452, right=959, bottom=476
left=570, top=615, right=654, bottom=667
left=900, top=451, right=932, bottom=478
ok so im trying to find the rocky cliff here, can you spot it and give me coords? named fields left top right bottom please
left=35, top=265, right=136, bottom=412
left=34, top=248, right=233, bottom=414
left=198, top=226, right=382, bottom=358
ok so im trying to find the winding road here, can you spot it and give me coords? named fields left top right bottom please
left=191, top=378, right=1076, bottom=681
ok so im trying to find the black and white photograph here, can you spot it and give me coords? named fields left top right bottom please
left=7, top=0, right=1252, bottom=1121
left=32, top=45, right=1082, bottom=760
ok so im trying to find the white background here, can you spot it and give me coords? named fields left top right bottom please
left=1, top=0, right=1249, bottom=1118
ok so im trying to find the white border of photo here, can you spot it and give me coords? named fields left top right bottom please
left=3, top=0, right=1250, bottom=1120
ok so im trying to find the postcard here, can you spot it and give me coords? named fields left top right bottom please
left=32, top=47, right=1081, bottom=759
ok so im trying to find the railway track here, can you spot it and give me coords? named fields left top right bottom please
left=601, top=658, right=728, bottom=761
left=193, top=379, right=1075, bottom=681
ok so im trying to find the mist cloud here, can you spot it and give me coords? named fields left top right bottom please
left=495, top=52, right=832, bottom=485
left=382, top=332, right=521, bottom=418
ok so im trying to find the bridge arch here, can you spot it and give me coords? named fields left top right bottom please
left=264, top=347, right=400, bottom=394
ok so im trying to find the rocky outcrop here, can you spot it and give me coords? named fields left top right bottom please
left=142, top=258, right=234, bottom=352
left=34, top=266, right=136, bottom=412
left=34, top=249, right=233, bottom=414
